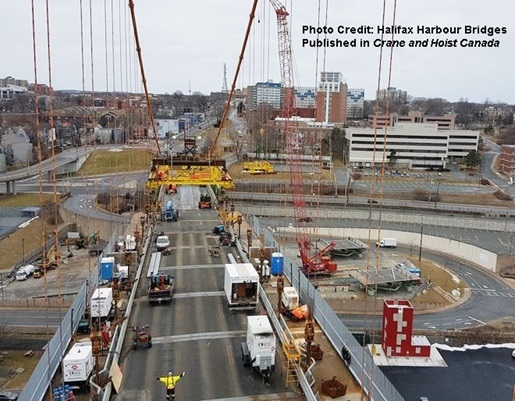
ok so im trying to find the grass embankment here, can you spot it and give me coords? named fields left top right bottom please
left=0, top=193, right=58, bottom=271
left=408, top=256, right=468, bottom=307
left=0, top=149, right=155, bottom=270
left=77, top=148, right=154, bottom=176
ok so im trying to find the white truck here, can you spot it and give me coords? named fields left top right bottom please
left=15, top=264, right=36, bottom=281
left=241, top=315, right=276, bottom=385
left=156, top=235, right=170, bottom=252
left=62, top=341, right=94, bottom=389
left=90, top=288, right=113, bottom=320
left=376, top=237, right=397, bottom=248
left=224, top=263, right=259, bottom=308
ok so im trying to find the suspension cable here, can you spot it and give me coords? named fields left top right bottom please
left=128, top=0, right=161, bottom=155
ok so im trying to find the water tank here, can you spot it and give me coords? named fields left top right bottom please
left=270, top=252, right=284, bottom=275
left=0, top=153, right=6, bottom=173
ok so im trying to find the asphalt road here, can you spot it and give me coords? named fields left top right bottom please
left=118, top=209, right=299, bottom=401
left=335, top=247, right=515, bottom=331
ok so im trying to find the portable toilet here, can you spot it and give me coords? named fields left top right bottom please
left=100, top=257, right=115, bottom=281
left=270, top=252, right=284, bottom=275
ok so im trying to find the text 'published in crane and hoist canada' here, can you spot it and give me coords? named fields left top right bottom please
left=301, top=25, right=508, bottom=48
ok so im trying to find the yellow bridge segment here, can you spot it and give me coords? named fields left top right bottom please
left=146, top=165, right=235, bottom=189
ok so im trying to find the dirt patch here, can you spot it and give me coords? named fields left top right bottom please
left=0, top=348, right=43, bottom=391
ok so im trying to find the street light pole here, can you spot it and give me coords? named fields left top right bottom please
left=170, top=135, right=177, bottom=170
left=418, top=220, right=423, bottom=268
left=434, top=181, right=440, bottom=209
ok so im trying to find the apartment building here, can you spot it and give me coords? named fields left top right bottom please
left=315, top=71, right=348, bottom=125
left=347, top=88, right=365, bottom=120
left=247, top=80, right=282, bottom=110
left=376, top=86, right=408, bottom=102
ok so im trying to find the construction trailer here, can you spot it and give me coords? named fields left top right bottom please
left=224, top=263, right=259, bottom=308
left=241, top=315, right=276, bottom=385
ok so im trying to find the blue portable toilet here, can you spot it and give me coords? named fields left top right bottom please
left=100, top=256, right=115, bottom=281
left=270, top=252, right=284, bottom=275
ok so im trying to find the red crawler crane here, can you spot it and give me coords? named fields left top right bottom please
left=269, top=0, right=336, bottom=274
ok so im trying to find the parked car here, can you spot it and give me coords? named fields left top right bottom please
left=297, top=217, right=313, bottom=223
left=0, top=391, right=19, bottom=401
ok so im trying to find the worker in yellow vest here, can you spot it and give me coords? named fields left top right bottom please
left=156, top=371, right=185, bottom=400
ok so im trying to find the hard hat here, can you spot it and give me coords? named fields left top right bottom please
left=168, top=371, right=173, bottom=376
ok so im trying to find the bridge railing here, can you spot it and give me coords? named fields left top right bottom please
left=253, top=216, right=405, bottom=401
left=17, top=228, right=120, bottom=401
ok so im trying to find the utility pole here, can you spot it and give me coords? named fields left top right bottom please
left=434, top=181, right=440, bottom=209
left=418, top=220, right=423, bottom=268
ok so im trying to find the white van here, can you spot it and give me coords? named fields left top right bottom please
left=15, top=270, right=28, bottom=281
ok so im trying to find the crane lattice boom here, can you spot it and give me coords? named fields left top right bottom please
left=270, top=0, right=336, bottom=271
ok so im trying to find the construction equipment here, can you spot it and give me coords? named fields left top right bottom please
left=148, top=273, right=174, bottom=304
left=241, top=315, right=276, bottom=386
left=90, top=288, right=114, bottom=320
left=38, top=244, right=59, bottom=271
left=162, top=200, right=179, bottom=222
left=132, top=324, right=152, bottom=350
left=243, top=161, right=274, bottom=174
left=270, top=0, right=336, bottom=275
left=66, top=232, right=85, bottom=251
left=212, top=224, right=225, bottom=235
left=219, top=232, right=236, bottom=247
left=208, top=245, right=221, bottom=257
left=165, top=184, right=177, bottom=194
left=62, top=342, right=94, bottom=391
left=146, top=160, right=234, bottom=190
left=198, top=194, right=212, bottom=209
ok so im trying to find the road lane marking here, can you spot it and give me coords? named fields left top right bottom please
left=174, top=291, right=224, bottom=299
left=152, top=330, right=246, bottom=344
left=467, top=315, right=485, bottom=325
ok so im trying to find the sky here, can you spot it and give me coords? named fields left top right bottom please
left=1, top=0, right=514, bottom=104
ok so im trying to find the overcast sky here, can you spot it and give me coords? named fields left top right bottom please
left=2, top=1, right=514, bottom=104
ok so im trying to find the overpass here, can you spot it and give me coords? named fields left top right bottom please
left=0, top=147, right=90, bottom=194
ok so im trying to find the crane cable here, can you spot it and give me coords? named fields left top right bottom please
left=41, top=0, right=68, bottom=394
left=361, top=0, right=389, bottom=395
left=128, top=0, right=161, bottom=156
left=30, top=2, right=55, bottom=400
left=360, top=0, right=399, bottom=400
left=78, top=0, right=95, bottom=340
left=210, top=0, right=260, bottom=157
